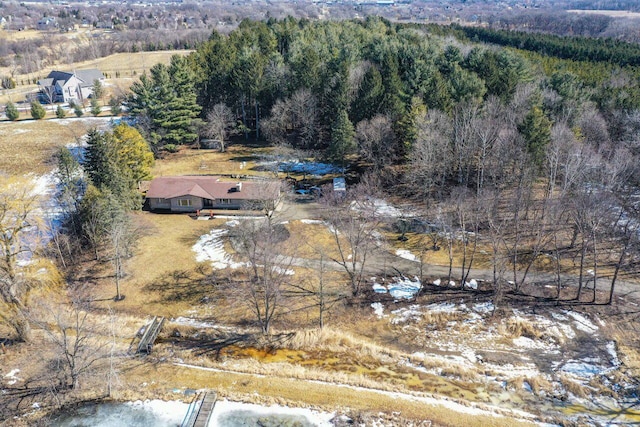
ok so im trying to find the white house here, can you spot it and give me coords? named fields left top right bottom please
left=37, top=69, right=105, bottom=104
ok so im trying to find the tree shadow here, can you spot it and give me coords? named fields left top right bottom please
left=143, top=267, right=211, bottom=304
left=175, top=330, right=255, bottom=359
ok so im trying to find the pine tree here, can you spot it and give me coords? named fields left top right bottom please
left=5, top=102, right=19, bottom=121
left=164, top=55, right=202, bottom=145
left=519, top=105, right=552, bottom=171
left=90, top=98, right=102, bottom=116
left=56, top=105, right=66, bottom=119
left=329, top=110, right=356, bottom=163
left=84, top=129, right=116, bottom=190
left=30, top=101, right=46, bottom=120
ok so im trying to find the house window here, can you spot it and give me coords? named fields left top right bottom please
left=219, top=198, right=231, bottom=204
left=178, top=199, right=192, bottom=207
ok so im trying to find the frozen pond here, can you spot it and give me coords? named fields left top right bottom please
left=50, top=399, right=334, bottom=427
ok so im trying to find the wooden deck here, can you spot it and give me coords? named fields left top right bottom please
left=136, top=316, right=165, bottom=354
left=181, top=391, right=217, bottom=427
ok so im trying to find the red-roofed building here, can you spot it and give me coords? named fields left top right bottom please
left=145, top=176, right=280, bottom=212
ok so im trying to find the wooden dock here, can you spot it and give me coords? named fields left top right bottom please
left=136, top=316, right=165, bottom=354
left=181, top=391, right=217, bottom=427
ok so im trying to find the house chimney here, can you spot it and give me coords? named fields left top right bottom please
left=236, top=182, right=242, bottom=192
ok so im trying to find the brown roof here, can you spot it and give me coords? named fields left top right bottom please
left=146, top=176, right=280, bottom=201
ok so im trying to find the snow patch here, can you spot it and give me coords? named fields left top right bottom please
left=300, top=219, right=324, bottom=225
left=192, top=229, right=245, bottom=269
left=371, top=276, right=422, bottom=299
left=566, top=311, right=599, bottom=333
left=473, top=302, right=494, bottom=313
left=211, top=399, right=334, bottom=426
left=395, top=249, right=418, bottom=261
left=371, top=302, right=386, bottom=319
left=391, top=305, right=423, bottom=324
left=606, top=341, right=620, bottom=367
left=426, top=302, right=457, bottom=313
left=560, top=361, right=606, bottom=378
left=4, top=369, right=21, bottom=385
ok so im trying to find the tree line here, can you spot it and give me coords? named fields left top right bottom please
left=456, top=24, right=640, bottom=67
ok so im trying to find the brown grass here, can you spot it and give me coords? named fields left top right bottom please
left=0, top=119, right=99, bottom=175
left=152, top=144, right=273, bottom=177
left=117, top=361, right=534, bottom=427
left=88, top=212, right=216, bottom=317
left=559, top=375, right=588, bottom=398
left=501, top=318, right=543, bottom=340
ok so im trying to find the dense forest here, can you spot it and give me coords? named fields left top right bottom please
left=121, top=17, right=640, bottom=303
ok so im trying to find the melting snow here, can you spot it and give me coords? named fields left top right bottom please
left=566, top=311, right=599, bottom=333
left=371, top=302, right=386, bottom=319
left=426, top=302, right=457, bottom=313
left=4, top=369, right=21, bottom=385
left=606, top=342, right=620, bottom=367
left=372, top=283, right=387, bottom=293
left=560, top=361, right=605, bottom=378
left=395, top=249, right=418, bottom=261
left=391, top=305, right=422, bottom=324
left=212, top=400, right=335, bottom=426
left=192, top=229, right=245, bottom=269
left=464, top=279, right=478, bottom=290
left=300, top=219, right=324, bottom=225
left=473, top=302, right=494, bottom=313
left=371, top=276, right=422, bottom=299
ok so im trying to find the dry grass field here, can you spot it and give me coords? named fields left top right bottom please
left=0, top=117, right=110, bottom=175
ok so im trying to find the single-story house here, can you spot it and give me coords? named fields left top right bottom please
left=37, top=69, right=105, bottom=104
left=145, top=176, right=281, bottom=213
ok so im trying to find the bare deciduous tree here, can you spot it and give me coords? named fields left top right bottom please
left=0, top=178, right=39, bottom=341
left=356, top=114, right=395, bottom=171
left=204, top=103, right=236, bottom=152
left=234, top=215, right=295, bottom=335
left=322, top=180, right=381, bottom=297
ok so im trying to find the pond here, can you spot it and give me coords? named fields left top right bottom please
left=50, top=399, right=334, bottom=427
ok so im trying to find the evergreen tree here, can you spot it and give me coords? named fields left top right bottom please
left=92, top=79, right=105, bottom=101
left=56, top=105, right=66, bottom=119
left=74, top=104, right=84, bottom=117
left=90, top=98, right=102, bottom=116
left=351, top=64, right=384, bottom=124
left=165, top=55, right=202, bottom=144
left=329, top=110, right=356, bottom=163
left=30, top=101, right=46, bottom=120
left=5, top=102, right=19, bottom=121
left=127, top=57, right=202, bottom=149
left=108, top=97, right=122, bottom=116
left=395, top=96, right=427, bottom=160
left=84, top=129, right=116, bottom=190
left=519, top=105, right=552, bottom=171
